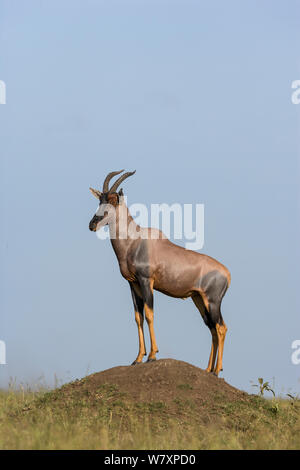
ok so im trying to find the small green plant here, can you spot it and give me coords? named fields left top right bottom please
left=177, top=383, right=193, bottom=391
left=270, top=401, right=279, bottom=415
left=286, top=393, right=299, bottom=407
left=251, top=378, right=275, bottom=397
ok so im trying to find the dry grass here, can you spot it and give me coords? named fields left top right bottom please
left=0, top=381, right=299, bottom=450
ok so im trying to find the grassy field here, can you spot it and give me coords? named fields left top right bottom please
left=0, top=361, right=299, bottom=450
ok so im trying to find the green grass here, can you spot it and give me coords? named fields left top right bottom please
left=0, top=384, right=299, bottom=449
left=177, top=383, right=193, bottom=391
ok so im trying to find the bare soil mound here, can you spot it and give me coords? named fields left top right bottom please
left=81, top=358, right=247, bottom=404
left=51, top=358, right=250, bottom=425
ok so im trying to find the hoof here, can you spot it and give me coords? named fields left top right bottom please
left=131, top=360, right=143, bottom=366
left=212, top=371, right=219, bottom=377
left=147, top=358, right=156, bottom=363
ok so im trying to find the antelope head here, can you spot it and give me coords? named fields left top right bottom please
left=89, top=170, right=136, bottom=232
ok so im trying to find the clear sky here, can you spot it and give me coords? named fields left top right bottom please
left=0, top=0, right=300, bottom=394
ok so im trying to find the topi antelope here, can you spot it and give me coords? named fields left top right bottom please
left=89, top=170, right=231, bottom=376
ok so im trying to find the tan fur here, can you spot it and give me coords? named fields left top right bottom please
left=214, top=323, right=228, bottom=375
left=134, top=310, right=146, bottom=363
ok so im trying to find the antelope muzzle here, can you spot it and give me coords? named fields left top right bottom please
left=89, top=215, right=103, bottom=232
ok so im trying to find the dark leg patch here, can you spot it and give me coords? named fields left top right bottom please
left=198, top=271, right=229, bottom=303
left=197, top=271, right=228, bottom=327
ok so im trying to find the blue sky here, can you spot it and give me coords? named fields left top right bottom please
left=0, top=0, right=300, bottom=394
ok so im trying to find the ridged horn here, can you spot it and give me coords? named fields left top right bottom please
left=102, top=170, right=124, bottom=192
left=109, top=170, right=136, bottom=193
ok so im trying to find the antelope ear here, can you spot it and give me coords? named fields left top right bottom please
left=89, top=187, right=102, bottom=199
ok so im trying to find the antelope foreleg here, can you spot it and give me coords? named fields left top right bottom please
left=138, top=277, right=158, bottom=362
left=144, top=304, right=159, bottom=361
left=133, top=310, right=146, bottom=364
left=130, top=282, right=146, bottom=365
